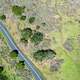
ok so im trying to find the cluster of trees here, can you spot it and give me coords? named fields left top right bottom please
left=0, top=66, right=8, bottom=80
left=12, top=5, right=27, bottom=21
left=21, top=28, right=43, bottom=45
left=9, top=49, right=25, bottom=69
left=12, top=5, right=36, bottom=22
left=33, top=49, right=56, bottom=61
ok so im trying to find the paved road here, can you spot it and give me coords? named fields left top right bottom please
left=0, top=22, right=42, bottom=80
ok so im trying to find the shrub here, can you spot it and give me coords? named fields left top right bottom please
left=0, top=15, right=6, bottom=20
left=12, top=5, right=25, bottom=16
left=31, top=32, right=43, bottom=45
left=29, top=17, right=35, bottom=24
left=10, top=50, right=18, bottom=59
left=0, top=74, right=8, bottom=80
left=21, top=28, right=33, bottom=41
left=16, top=61, right=25, bottom=69
left=0, top=66, right=4, bottom=73
left=20, top=15, right=26, bottom=20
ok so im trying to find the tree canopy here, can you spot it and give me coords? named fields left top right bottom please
left=21, top=28, right=33, bottom=41
left=16, top=61, right=25, bottom=69
left=0, top=74, right=8, bottom=80
left=0, top=66, right=4, bottom=73
left=12, top=5, right=25, bottom=16
left=33, top=49, right=56, bottom=61
left=0, top=15, right=6, bottom=20
left=31, top=32, right=43, bottom=44
left=20, top=15, right=26, bottom=20
left=29, top=17, right=35, bottom=24
left=9, top=50, right=18, bottom=59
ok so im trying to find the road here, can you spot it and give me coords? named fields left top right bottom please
left=0, top=22, right=42, bottom=80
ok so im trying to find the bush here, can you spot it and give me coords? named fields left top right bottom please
left=21, top=28, right=33, bottom=41
left=33, top=49, right=56, bottom=61
left=12, top=5, right=25, bottom=16
left=31, top=32, right=43, bottom=45
left=20, top=15, right=26, bottom=20
left=10, top=50, right=18, bottom=59
left=29, top=17, right=35, bottom=24
left=0, top=66, right=4, bottom=73
left=0, top=74, right=8, bottom=80
left=16, top=61, right=25, bottom=69
left=20, top=38, right=28, bottom=43
left=0, top=15, right=6, bottom=20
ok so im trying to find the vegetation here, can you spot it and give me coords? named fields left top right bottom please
left=0, top=73, right=8, bottom=80
left=9, top=50, right=18, bottom=59
left=20, top=38, right=28, bottom=43
left=31, top=32, right=43, bottom=44
left=0, top=15, right=6, bottom=20
left=29, top=17, right=35, bottom=24
left=12, top=5, right=25, bottom=16
left=36, top=25, right=40, bottom=30
left=0, top=66, right=4, bottom=73
left=16, top=61, right=25, bottom=69
left=20, top=15, right=26, bottom=20
left=41, top=22, right=46, bottom=26
left=33, top=49, right=56, bottom=61
left=21, top=28, right=33, bottom=41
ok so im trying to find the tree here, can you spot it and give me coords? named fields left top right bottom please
left=31, top=32, right=43, bottom=45
left=20, top=15, right=26, bottom=20
left=0, top=74, right=8, bottom=80
left=21, top=28, right=33, bottom=41
left=16, top=61, right=25, bottom=69
left=29, top=17, right=35, bottom=24
left=12, top=5, right=25, bottom=16
left=0, top=66, right=4, bottom=73
left=20, top=38, right=28, bottom=44
left=0, top=15, right=6, bottom=20
left=10, top=50, right=18, bottom=59
left=33, top=49, right=56, bottom=61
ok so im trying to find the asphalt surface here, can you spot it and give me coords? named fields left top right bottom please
left=0, top=22, right=42, bottom=80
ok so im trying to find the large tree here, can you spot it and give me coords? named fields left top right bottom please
left=33, top=49, right=56, bottom=61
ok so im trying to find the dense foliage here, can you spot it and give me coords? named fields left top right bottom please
left=12, top=5, right=25, bottom=16
left=0, top=15, right=6, bottom=20
left=21, top=28, right=33, bottom=41
left=16, top=61, right=25, bottom=69
left=0, top=74, right=8, bottom=80
left=33, top=49, right=56, bottom=61
left=0, top=66, right=4, bottom=73
left=29, top=17, right=35, bottom=24
left=20, top=15, right=26, bottom=20
left=10, top=50, right=18, bottom=59
left=31, top=32, right=43, bottom=44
